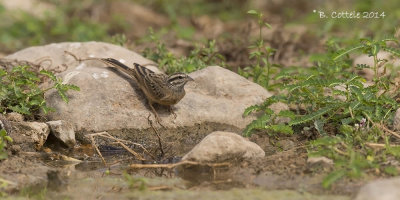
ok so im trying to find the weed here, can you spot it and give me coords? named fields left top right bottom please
left=123, top=173, right=147, bottom=191
left=0, top=129, right=12, bottom=160
left=0, top=178, right=8, bottom=197
left=142, top=28, right=225, bottom=74
left=0, top=66, right=80, bottom=116
left=19, top=186, right=47, bottom=200
left=243, top=36, right=400, bottom=188
left=238, top=10, right=276, bottom=89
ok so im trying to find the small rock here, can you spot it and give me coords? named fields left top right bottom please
left=0, top=114, right=12, bottom=133
left=269, top=102, right=289, bottom=113
left=5, top=112, right=24, bottom=122
left=307, top=156, right=333, bottom=168
left=393, top=108, right=400, bottom=131
left=46, top=120, right=76, bottom=148
left=9, top=121, right=50, bottom=151
left=182, top=131, right=265, bottom=163
left=355, top=177, right=400, bottom=200
left=278, top=139, right=295, bottom=151
left=269, top=102, right=290, bottom=124
left=9, top=145, right=22, bottom=155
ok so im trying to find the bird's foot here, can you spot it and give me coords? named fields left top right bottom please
left=169, top=106, right=177, bottom=119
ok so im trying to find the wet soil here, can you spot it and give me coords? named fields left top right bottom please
left=0, top=127, right=368, bottom=199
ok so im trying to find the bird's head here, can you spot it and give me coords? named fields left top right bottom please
left=167, top=73, right=194, bottom=88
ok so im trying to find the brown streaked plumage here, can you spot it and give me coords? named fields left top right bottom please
left=98, top=58, right=193, bottom=122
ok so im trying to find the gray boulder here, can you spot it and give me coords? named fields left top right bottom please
left=182, top=131, right=265, bottom=163
left=5, top=42, right=271, bottom=133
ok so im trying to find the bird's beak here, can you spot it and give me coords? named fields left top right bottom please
left=188, top=76, right=194, bottom=81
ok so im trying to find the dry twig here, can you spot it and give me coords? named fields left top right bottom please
left=88, top=133, right=107, bottom=166
left=378, top=124, right=400, bottom=140
left=87, top=132, right=152, bottom=162
left=365, top=142, right=400, bottom=149
left=147, top=114, right=164, bottom=157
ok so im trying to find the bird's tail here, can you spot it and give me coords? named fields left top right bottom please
left=99, top=58, right=134, bottom=75
left=99, top=58, right=156, bottom=84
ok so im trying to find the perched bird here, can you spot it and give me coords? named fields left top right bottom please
left=97, top=58, right=194, bottom=123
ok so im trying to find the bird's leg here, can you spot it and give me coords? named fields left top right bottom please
left=148, top=101, right=165, bottom=127
left=168, top=106, right=177, bottom=119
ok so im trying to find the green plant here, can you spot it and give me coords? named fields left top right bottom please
left=142, top=28, right=225, bottom=74
left=19, top=185, right=47, bottom=200
left=239, top=10, right=276, bottom=89
left=0, top=129, right=12, bottom=160
left=243, top=37, right=400, bottom=188
left=123, top=173, right=147, bottom=191
left=0, top=65, right=80, bottom=115
left=0, top=177, right=10, bottom=197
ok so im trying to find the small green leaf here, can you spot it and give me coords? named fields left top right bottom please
left=247, top=10, right=258, bottom=15
left=62, top=84, right=80, bottom=91
left=278, top=110, right=296, bottom=119
left=268, top=124, right=293, bottom=134
left=289, top=105, right=336, bottom=126
left=4, top=136, right=12, bottom=143
left=9, top=105, right=31, bottom=115
left=372, top=44, right=380, bottom=56
left=333, top=45, right=364, bottom=61
left=40, top=70, right=57, bottom=81
left=322, top=169, right=346, bottom=189
left=356, top=64, right=370, bottom=69
left=384, top=166, right=398, bottom=176
left=382, top=46, right=400, bottom=57
left=243, top=114, right=272, bottom=136
left=57, top=90, right=69, bottom=103
left=314, top=119, right=326, bottom=135
left=243, top=105, right=262, bottom=117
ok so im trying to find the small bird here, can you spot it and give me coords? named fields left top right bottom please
left=97, top=58, right=194, bottom=123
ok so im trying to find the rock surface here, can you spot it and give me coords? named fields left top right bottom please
left=393, top=108, right=400, bottom=131
left=355, top=177, right=400, bottom=200
left=0, top=114, right=12, bottom=134
left=9, top=121, right=50, bottom=151
left=182, top=131, right=265, bottom=163
left=5, top=112, right=24, bottom=122
left=46, top=120, right=76, bottom=148
left=5, top=42, right=271, bottom=133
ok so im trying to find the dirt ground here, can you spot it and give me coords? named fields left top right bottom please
left=0, top=126, right=370, bottom=199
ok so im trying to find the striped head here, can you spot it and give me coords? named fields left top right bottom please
left=167, top=73, right=194, bottom=89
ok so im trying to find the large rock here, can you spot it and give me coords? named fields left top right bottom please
left=182, top=131, right=265, bottom=163
left=355, top=177, right=400, bottom=200
left=5, top=42, right=271, bottom=133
